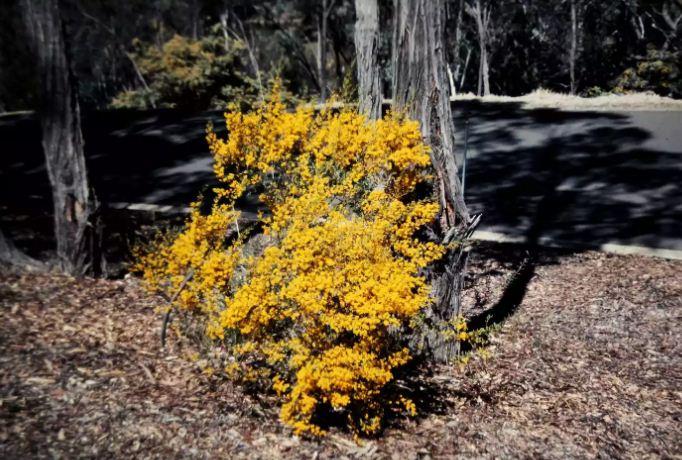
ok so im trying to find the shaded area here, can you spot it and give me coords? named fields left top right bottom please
left=2, top=245, right=679, bottom=458
left=464, top=134, right=569, bottom=331
left=1, top=103, right=680, bottom=254
left=455, top=101, right=682, bottom=251
left=0, top=108, right=224, bottom=210
left=447, top=100, right=681, bottom=353
left=466, top=256, right=535, bottom=332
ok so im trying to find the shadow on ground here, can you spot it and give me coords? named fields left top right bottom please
left=1, top=102, right=679, bottom=305
left=0, top=108, right=224, bottom=210
left=454, top=100, right=682, bottom=251
left=2, top=102, right=679, bottom=251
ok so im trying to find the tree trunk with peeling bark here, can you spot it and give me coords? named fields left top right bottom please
left=354, top=0, right=382, bottom=119
left=392, top=0, right=474, bottom=362
left=21, top=0, right=102, bottom=277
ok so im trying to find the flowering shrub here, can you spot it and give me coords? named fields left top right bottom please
left=613, top=48, right=681, bottom=98
left=111, top=33, right=258, bottom=111
left=136, top=92, right=446, bottom=436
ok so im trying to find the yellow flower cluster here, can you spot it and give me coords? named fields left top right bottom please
left=134, top=204, right=243, bottom=326
left=137, top=91, right=445, bottom=436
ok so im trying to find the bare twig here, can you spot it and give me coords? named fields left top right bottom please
left=220, top=10, right=265, bottom=101
left=76, top=3, right=155, bottom=106
left=160, top=268, right=194, bottom=348
left=254, top=4, right=321, bottom=91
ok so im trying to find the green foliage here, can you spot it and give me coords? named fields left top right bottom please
left=613, top=48, right=681, bottom=98
left=582, top=86, right=607, bottom=98
left=111, top=33, right=258, bottom=111
left=340, top=60, right=358, bottom=104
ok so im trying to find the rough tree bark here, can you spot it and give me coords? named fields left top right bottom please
left=392, top=0, right=474, bottom=362
left=21, top=0, right=102, bottom=277
left=465, top=0, right=491, bottom=96
left=354, top=0, right=382, bottom=119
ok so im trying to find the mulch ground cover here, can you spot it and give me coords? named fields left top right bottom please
left=1, top=243, right=680, bottom=459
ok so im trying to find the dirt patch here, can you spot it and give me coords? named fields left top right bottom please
left=1, top=245, right=680, bottom=458
left=381, top=248, right=682, bottom=458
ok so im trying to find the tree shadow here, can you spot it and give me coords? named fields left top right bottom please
left=466, top=254, right=536, bottom=332
left=466, top=136, right=565, bottom=330
left=450, top=100, right=681, bottom=332
left=455, top=100, right=682, bottom=251
left=0, top=108, right=226, bottom=212
left=1, top=102, right=679, bottom=296
left=2, top=103, right=679, bottom=254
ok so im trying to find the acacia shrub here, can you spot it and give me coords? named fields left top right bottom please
left=111, top=33, right=258, bottom=111
left=136, top=93, right=449, bottom=435
left=613, top=48, right=681, bottom=98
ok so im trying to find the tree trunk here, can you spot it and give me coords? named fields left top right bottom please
left=459, top=47, right=471, bottom=89
left=189, top=0, right=200, bottom=40
left=480, top=34, right=490, bottom=96
left=569, top=0, right=577, bottom=95
left=467, top=0, right=490, bottom=96
left=333, top=38, right=343, bottom=85
left=447, top=65, right=457, bottom=96
left=318, top=0, right=329, bottom=102
left=452, top=0, right=464, bottom=92
left=392, top=0, right=473, bottom=362
left=21, top=0, right=102, bottom=277
left=219, top=12, right=231, bottom=53
left=354, top=0, right=382, bottom=119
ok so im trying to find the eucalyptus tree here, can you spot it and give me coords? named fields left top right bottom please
left=353, top=0, right=381, bottom=118
left=392, top=0, right=477, bottom=361
left=464, top=0, right=492, bottom=96
left=20, top=0, right=102, bottom=276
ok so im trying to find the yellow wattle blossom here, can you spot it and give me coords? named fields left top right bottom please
left=135, top=90, right=445, bottom=436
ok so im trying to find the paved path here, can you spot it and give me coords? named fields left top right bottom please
left=1, top=103, right=680, bottom=254
left=453, top=101, right=682, bottom=252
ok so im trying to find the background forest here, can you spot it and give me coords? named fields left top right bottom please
left=1, top=0, right=680, bottom=113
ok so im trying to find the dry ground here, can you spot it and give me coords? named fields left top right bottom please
left=453, top=89, right=682, bottom=111
left=1, top=244, right=680, bottom=459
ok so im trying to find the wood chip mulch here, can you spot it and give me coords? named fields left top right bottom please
left=1, top=245, right=680, bottom=459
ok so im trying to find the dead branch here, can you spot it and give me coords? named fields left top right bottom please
left=160, top=268, right=194, bottom=348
